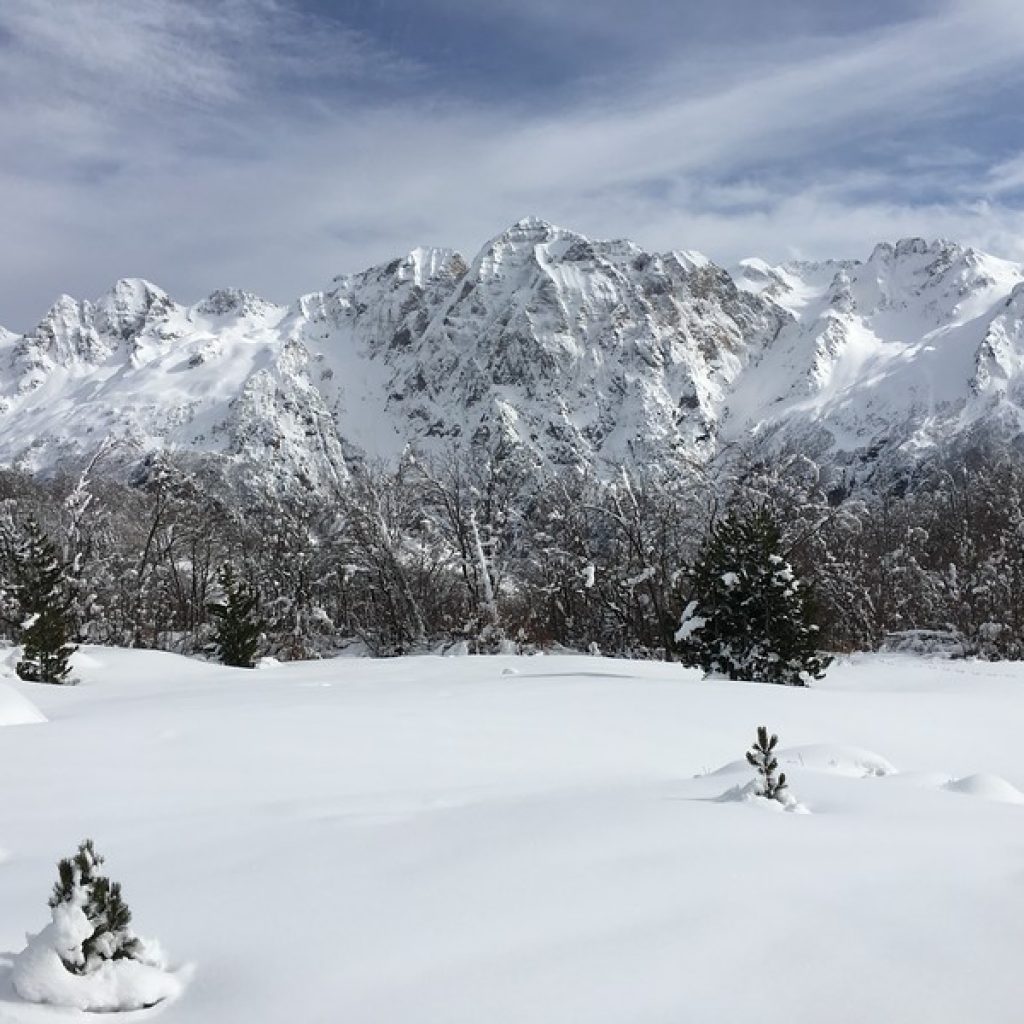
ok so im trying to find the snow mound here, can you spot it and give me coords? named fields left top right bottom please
left=776, top=744, right=896, bottom=778
left=67, top=648, right=106, bottom=673
left=12, top=905, right=186, bottom=1012
left=707, top=744, right=895, bottom=780
left=876, top=770, right=953, bottom=790
left=943, top=773, right=1024, bottom=804
left=714, top=778, right=809, bottom=814
left=0, top=681, right=47, bottom=726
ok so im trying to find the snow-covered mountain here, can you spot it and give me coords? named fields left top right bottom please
left=3, top=220, right=1024, bottom=491
left=729, top=238, right=1024, bottom=468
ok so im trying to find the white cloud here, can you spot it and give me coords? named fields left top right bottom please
left=1, top=0, right=1024, bottom=329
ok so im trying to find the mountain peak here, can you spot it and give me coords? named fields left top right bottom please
left=867, top=237, right=965, bottom=265
left=94, top=279, right=173, bottom=334
left=512, top=215, right=557, bottom=232
left=195, top=288, right=278, bottom=319
left=104, top=277, right=168, bottom=301
left=490, top=217, right=578, bottom=247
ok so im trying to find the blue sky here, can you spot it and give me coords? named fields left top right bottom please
left=2, top=0, right=1024, bottom=329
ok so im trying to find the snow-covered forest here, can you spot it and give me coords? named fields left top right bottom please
left=3, top=439, right=1023, bottom=664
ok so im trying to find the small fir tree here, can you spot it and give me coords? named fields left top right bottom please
left=208, top=564, right=262, bottom=668
left=49, top=840, right=143, bottom=974
left=676, top=505, right=831, bottom=685
left=746, top=725, right=788, bottom=801
left=12, top=518, right=77, bottom=684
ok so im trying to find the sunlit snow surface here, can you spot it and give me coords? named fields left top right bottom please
left=1, top=648, right=1023, bottom=1022
left=728, top=239, right=1024, bottom=454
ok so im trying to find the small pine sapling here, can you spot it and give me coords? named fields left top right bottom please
left=12, top=838, right=181, bottom=1011
left=48, top=839, right=143, bottom=974
left=746, top=725, right=788, bottom=802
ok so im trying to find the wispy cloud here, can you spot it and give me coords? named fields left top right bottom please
left=1, top=0, right=1023, bottom=329
left=986, top=153, right=1024, bottom=197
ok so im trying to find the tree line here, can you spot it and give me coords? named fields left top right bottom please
left=1, top=439, right=1023, bottom=666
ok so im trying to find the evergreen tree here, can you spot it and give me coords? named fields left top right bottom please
left=49, top=839, right=143, bottom=974
left=676, top=505, right=831, bottom=685
left=208, top=564, right=262, bottom=668
left=11, top=518, right=77, bottom=683
left=746, top=725, right=788, bottom=801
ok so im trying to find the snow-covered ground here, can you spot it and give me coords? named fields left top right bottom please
left=1, top=647, right=1022, bottom=1023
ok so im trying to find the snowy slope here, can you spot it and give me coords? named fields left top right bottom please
left=728, top=239, right=1024, bottom=465
left=0, top=282, right=349, bottom=493
left=0, top=682, right=45, bottom=727
left=4, top=223, right=1024, bottom=490
left=1, top=648, right=1024, bottom=1022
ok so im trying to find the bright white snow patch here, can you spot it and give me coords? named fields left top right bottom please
left=776, top=744, right=896, bottom=778
left=675, top=599, right=705, bottom=641
left=0, top=681, right=46, bottom=727
left=12, top=905, right=184, bottom=1012
left=944, top=773, right=1024, bottom=804
left=713, top=776, right=809, bottom=814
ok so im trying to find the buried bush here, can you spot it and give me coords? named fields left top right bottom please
left=48, top=839, right=143, bottom=974
left=11, top=839, right=183, bottom=1012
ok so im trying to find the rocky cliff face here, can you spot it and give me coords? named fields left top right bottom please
left=2, top=220, right=1023, bottom=492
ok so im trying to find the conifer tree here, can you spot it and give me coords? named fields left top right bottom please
left=49, top=839, right=142, bottom=974
left=676, top=504, right=831, bottom=685
left=746, top=726, right=788, bottom=801
left=208, top=564, right=262, bottom=668
left=12, top=518, right=77, bottom=683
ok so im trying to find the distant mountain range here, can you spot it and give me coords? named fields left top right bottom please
left=3, top=218, right=1023, bottom=493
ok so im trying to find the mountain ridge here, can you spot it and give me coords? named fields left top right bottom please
left=4, top=219, right=1024, bottom=492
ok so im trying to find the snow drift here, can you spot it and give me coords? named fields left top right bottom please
left=12, top=905, right=183, bottom=1012
left=0, top=680, right=46, bottom=727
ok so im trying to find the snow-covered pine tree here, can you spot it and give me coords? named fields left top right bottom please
left=48, top=839, right=143, bottom=974
left=208, top=564, right=262, bottom=668
left=676, top=504, right=831, bottom=685
left=746, top=725, right=787, bottom=801
left=12, top=518, right=78, bottom=684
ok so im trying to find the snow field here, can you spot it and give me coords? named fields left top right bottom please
left=1, top=649, right=1023, bottom=1022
